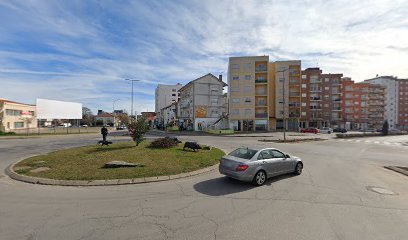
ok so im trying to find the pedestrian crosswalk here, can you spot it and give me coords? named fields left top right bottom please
left=335, top=138, right=407, bottom=147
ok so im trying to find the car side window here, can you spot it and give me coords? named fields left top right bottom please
left=257, top=150, right=273, bottom=160
left=269, top=150, right=285, bottom=158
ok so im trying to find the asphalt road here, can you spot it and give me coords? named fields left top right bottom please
left=0, top=132, right=408, bottom=240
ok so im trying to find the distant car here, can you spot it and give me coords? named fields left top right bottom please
left=219, top=147, right=303, bottom=186
left=319, top=127, right=333, bottom=134
left=333, top=128, right=347, bottom=133
left=116, top=125, right=127, bottom=130
left=389, top=129, right=401, bottom=134
left=81, top=124, right=88, bottom=127
left=300, top=128, right=320, bottom=134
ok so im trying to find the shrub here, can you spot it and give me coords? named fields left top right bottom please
left=149, top=137, right=179, bottom=148
left=128, top=116, right=149, bottom=146
left=0, top=131, right=16, bottom=136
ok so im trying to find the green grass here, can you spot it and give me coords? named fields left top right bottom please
left=14, top=141, right=225, bottom=180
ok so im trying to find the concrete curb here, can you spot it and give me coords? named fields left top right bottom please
left=384, top=166, right=408, bottom=177
left=6, top=160, right=220, bottom=187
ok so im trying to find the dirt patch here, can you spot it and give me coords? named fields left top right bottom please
left=29, top=167, right=51, bottom=173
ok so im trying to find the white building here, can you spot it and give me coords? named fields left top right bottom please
left=179, top=73, right=227, bottom=131
left=160, top=102, right=178, bottom=126
left=155, top=83, right=182, bottom=125
left=365, top=76, right=398, bottom=129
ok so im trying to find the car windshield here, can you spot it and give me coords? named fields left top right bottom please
left=228, top=148, right=258, bottom=160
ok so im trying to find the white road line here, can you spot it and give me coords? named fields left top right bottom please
left=383, top=142, right=391, bottom=145
left=347, top=139, right=353, bottom=142
left=355, top=140, right=362, bottom=143
left=374, top=141, right=380, bottom=144
left=364, top=140, right=371, bottom=143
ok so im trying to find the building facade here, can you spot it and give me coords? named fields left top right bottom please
left=0, top=98, right=37, bottom=132
left=228, top=56, right=301, bottom=131
left=179, top=73, right=227, bottom=131
left=155, top=83, right=182, bottom=124
left=160, top=102, right=178, bottom=126
left=298, top=68, right=343, bottom=129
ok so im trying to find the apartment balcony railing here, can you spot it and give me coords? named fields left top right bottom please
left=289, top=113, right=300, bottom=118
left=332, top=81, right=342, bottom=85
left=289, top=103, right=301, bottom=107
left=255, top=91, right=267, bottom=96
left=332, top=107, right=342, bottom=111
left=255, top=103, right=267, bottom=107
left=289, top=92, right=300, bottom=97
left=255, top=113, right=268, bottom=118
left=333, top=99, right=342, bottom=102
left=255, top=67, right=267, bottom=72
left=310, top=97, right=321, bottom=101
left=331, top=90, right=342, bottom=94
left=255, top=79, right=267, bottom=83
left=310, top=106, right=322, bottom=110
left=310, top=88, right=322, bottom=92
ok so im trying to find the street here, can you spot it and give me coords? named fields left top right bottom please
left=1, top=133, right=408, bottom=240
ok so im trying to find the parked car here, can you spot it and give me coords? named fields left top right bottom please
left=319, top=127, right=333, bottom=134
left=333, top=128, right=347, bottom=133
left=219, top=147, right=303, bottom=186
left=116, top=125, right=127, bottom=130
left=389, top=129, right=401, bottom=134
left=300, top=127, right=320, bottom=134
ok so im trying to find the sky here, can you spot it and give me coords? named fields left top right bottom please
left=0, top=0, right=407, bottom=115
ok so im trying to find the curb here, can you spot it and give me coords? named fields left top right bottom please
left=384, top=166, right=408, bottom=177
left=6, top=161, right=220, bottom=187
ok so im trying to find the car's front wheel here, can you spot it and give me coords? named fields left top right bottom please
left=253, top=170, right=267, bottom=186
left=294, top=162, right=303, bottom=175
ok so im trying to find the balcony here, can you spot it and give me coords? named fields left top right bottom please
left=255, top=113, right=268, bottom=118
left=332, top=81, right=342, bottom=85
left=332, top=108, right=342, bottom=111
left=289, top=113, right=300, bottom=118
left=289, top=92, right=300, bottom=97
left=255, top=103, right=267, bottom=107
left=310, top=97, right=321, bottom=101
left=255, top=79, right=267, bottom=84
left=255, top=67, right=267, bottom=72
left=310, top=106, right=322, bottom=110
left=331, top=90, right=342, bottom=95
left=310, top=88, right=322, bottom=92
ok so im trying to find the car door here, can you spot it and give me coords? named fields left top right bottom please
left=269, top=150, right=292, bottom=174
left=256, top=150, right=275, bottom=176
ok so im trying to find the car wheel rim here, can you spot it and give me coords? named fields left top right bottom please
left=296, top=164, right=303, bottom=173
left=256, top=172, right=265, bottom=184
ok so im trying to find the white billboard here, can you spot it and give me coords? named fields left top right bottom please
left=36, top=99, right=82, bottom=119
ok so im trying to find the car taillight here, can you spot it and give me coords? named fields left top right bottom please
left=236, top=164, right=249, bottom=171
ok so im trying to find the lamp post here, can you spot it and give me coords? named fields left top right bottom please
left=124, top=79, right=141, bottom=121
left=277, top=68, right=289, bottom=142
left=112, top=98, right=120, bottom=128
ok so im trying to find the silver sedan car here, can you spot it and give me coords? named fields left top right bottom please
left=219, top=147, right=303, bottom=186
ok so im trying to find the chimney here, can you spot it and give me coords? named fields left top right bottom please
left=219, top=74, right=222, bottom=81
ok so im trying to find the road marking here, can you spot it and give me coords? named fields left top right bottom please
left=383, top=142, right=391, bottom=145
left=347, top=139, right=353, bottom=142
left=355, top=140, right=362, bottom=142
left=365, top=140, right=371, bottom=143
left=374, top=141, right=380, bottom=144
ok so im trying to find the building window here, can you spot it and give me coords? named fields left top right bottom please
left=232, top=76, right=239, bottom=80
left=232, top=109, right=240, bottom=115
left=6, top=109, right=22, bottom=116
left=245, top=98, right=252, bottom=103
left=302, top=102, right=306, bottom=107
left=324, top=87, right=329, bottom=90
left=232, top=98, right=240, bottom=103
left=325, top=78, right=330, bottom=82
left=279, top=78, right=284, bottom=82
left=245, top=75, right=251, bottom=80
left=301, top=93, right=307, bottom=97
left=172, top=89, right=177, bottom=92
left=231, top=86, right=240, bottom=92
left=14, top=122, right=24, bottom=128
left=232, top=64, right=239, bottom=69
left=244, top=86, right=252, bottom=93
left=302, top=75, right=307, bottom=79
left=172, top=94, right=176, bottom=96
left=245, top=109, right=252, bottom=115
left=211, top=98, right=218, bottom=105
left=301, top=84, right=306, bottom=88
left=245, top=63, right=251, bottom=69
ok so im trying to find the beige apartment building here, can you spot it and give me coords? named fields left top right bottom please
left=228, top=56, right=301, bottom=131
left=0, top=98, right=37, bottom=132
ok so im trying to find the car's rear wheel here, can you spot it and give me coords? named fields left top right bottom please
left=252, top=170, right=267, bottom=186
left=294, top=162, right=303, bottom=175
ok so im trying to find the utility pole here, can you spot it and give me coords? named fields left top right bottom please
left=278, top=68, right=289, bottom=142
left=112, top=98, right=120, bottom=128
left=124, top=79, right=141, bottom=122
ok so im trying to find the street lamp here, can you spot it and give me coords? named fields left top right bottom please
left=112, top=98, right=120, bottom=128
left=124, top=78, right=141, bottom=121
left=277, top=68, right=289, bottom=142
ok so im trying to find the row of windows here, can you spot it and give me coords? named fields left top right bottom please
left=230, top=86, right=253, bottom=92
left=5, top=109, right=35, bottom=116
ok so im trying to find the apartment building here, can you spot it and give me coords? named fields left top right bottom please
left=155, top=83, right=182, bottom=124
left=339, top=79, right=386, bottom=130
left=300, top=68, right=343, bottom=128
left=397, top=79, right=408, bottom=130
left=160, top=102, right=178, bottom=126
left=364, top=76, right=400, bottom=129
left=228, top=56, right=301, bottom=131
left=179, top=73, right=227, bottom=131
left=0, top=98, right=37, bottom=132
